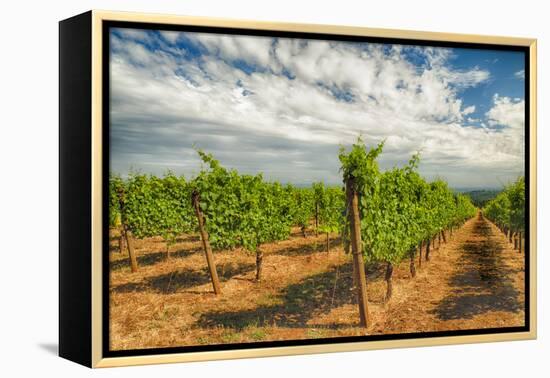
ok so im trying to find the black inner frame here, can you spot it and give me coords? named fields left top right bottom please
left=102, top=20, right=531, bottom=358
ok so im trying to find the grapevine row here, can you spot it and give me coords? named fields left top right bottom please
left=110, top=150, right=344, bottom=285
left=339, top=139, right=477, bottom=323
left=483, top=177, right=526, bottom=253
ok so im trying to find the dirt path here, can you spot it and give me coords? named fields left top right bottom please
left=375, top=213, right=525, bottom=334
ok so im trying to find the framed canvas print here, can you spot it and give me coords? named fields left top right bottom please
left=59, top=10, right=537, bottom=368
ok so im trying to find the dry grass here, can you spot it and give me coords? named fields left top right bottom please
left=109, top=218, right=525, bottom=351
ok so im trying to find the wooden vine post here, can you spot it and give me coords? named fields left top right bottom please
left=315, top=202, right=320, bottom=236
left=166, top=243, right=171, bottom=260
left=409, top=251, right=416, bottom=277
left=519, top=232, right=523, bottom=254
left=418, top=240, right=423, bottom=268
left=118, top=227, right=125, bottom=254
left=256, top=249, right=264, bottom=281
left=345, top=176, right=370, bottom=329
left=192, top=190, right=222, bottom=295
left=425, top=237, right=431, bottom=261
left=385, top=262, right=394, bottom=302
left=116, top=187, right=138, bottom=273
left=123, top=227, right=138, bottom=273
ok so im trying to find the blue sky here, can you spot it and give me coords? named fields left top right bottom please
left=109, top=28, right=525, bottom=189
left=445, top=48, right=524, bottom=127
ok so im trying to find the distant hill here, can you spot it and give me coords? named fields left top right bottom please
left=461, top=189, right=502, bottom=208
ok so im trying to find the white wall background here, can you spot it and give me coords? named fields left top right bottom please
left=0, top=0, right=547, bottom=376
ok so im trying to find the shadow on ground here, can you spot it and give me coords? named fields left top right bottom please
left=270, top=236, right=343, bottom=257
left=110, top=246, right=203, bottom=271
left=38, top=343, right=58, bottom=355
left=431, top=217, right=523, bottom=320
left=197, top=262, right=356, bottom=330
left=111, top=262, right=256, bottom=294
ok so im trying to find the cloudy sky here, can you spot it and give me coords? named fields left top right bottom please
left=109, top=27, right=525, bottom=189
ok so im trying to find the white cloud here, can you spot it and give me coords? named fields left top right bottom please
left=487, top=94, right=525, bottom=130
left=443, top=67, right=490, bottom=88
left=189, top=33, right=274, bottom=67
left=463, top=105, right=476, bottom=115
left=159, top=31, right=180, bottom=44
left=514, top=69, right=525, bottom=80
left=109, top=30, right=524, bottom=188
left=484, top=94, right=525, bottom=165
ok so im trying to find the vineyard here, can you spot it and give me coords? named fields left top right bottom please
left=109, top=139, right=525, bottom=349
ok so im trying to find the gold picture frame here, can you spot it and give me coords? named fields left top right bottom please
left=59, top=9, right=537, bottom=368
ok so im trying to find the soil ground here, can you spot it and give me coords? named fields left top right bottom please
left=109, top=214, right=525, bottom=350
